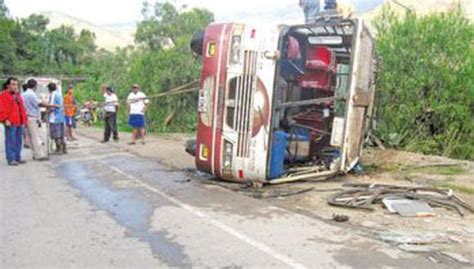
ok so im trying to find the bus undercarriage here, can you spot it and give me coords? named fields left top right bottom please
left=268, top=18, right=376, bottom=183
left=190, top=17, right=377, bottom=184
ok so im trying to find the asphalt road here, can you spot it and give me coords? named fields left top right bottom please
left=0, top=126, right=451, bottom=268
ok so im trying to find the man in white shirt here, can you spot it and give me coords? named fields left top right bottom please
left=127, top=84, right=149, bottom=145
left=102, top=86, right=119, bottom=143
left=22, top=79, right=49, bottom=160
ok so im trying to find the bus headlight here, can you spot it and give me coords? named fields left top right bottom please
left=230, top=36, right=241, bottom=64
left=223, top=141, right=233, bottom=169
left=199, top=144, right=209, bottom=161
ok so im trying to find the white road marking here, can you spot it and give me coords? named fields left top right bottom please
left=101, top=160, right=307, bottom=269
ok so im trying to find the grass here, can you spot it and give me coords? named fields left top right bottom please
left=373, top=163, right=467, bottom=175
left=406, top=165, right=467, bottom=176
left=439, top=182, right=474, bottom=195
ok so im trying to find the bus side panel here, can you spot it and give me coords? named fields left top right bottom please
left=342, top=21, right=376, bottom=171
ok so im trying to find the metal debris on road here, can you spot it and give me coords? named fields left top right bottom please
left=440, top=251, right=471, bottom=264
left=245, top=187, right=315, bottom=199
left=327, top=183, right=474, bottom=216
left=332, top=213, right=349, bottom=222
left=382, top=198, right=435, bottom=217
left=398, top=244, right=437, bottom=253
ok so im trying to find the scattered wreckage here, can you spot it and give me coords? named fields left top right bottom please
left=328, top=183, right=474, bottom=217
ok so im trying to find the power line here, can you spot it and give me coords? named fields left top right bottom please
left=0, top=75, right=88, bottom=82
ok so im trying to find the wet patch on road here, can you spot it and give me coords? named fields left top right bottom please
left=104, top=156, right=294, bottom=220
left=57, top=161, right=192, bottom=268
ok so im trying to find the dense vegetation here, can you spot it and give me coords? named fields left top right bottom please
left=0, top=1, right=96, bottom=75
left=1, top=0, right=472, bottom=159
left=77, top=2, right=213, bottom=132
left=374, top=8, right=474, bottom=160
left=0, top=0, right=213, bottom=133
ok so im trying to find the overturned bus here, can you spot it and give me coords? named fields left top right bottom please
left=189, top=17, right=377, bottom=184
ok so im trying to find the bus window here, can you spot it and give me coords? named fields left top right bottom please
left=334, top=64, right=349, bottom=117
left=226, top=77, right=238, bottom=128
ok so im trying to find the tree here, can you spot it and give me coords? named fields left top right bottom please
left=129, top=1, right=213, bottom=131
left=46, top=25, right=80, bottom=66
left=77, top=29, right=97, bottom=64
left=135, top=1, right=213, bottom=50
left=0, top=1, right=17, bottom=73
left=374, top=8, right=474, bottom=159
left=21, top=14, right=49, bottom=35
left=0, top=17, right=17, bottom=73
left=0, top=0, right=9, bottom=19
left=78, top=29, right=96, bottom=53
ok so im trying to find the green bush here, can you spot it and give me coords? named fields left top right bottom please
left=374, top=8, right=474, bottom=160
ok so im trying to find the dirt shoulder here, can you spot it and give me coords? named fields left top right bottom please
left=75, top=125, right=474, bottom=266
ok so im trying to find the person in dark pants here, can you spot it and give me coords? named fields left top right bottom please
left=0, top=77, right=28, bottom=166
left=102, top=86, right=119, bottom=143
left=47, top=82, right=67, bottom=154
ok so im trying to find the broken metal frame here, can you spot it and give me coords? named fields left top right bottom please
left=269, top=170, right=337, bottom=185
left=327, top=184, right=474, bottom=216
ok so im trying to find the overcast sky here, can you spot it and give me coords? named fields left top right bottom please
left=5, top=0, right=383, bottom=25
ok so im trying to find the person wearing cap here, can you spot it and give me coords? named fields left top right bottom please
left=63, top=84, right=77, bottom=141
left=126, top=84, right=149, bottom=145
left=102, top=86, right=119, bottom=143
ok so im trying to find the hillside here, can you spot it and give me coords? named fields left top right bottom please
left=39, top=11, right=134, bottom=51
left=37, top=1, right=472, bottom=50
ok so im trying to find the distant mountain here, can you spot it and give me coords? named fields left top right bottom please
left=37, top=1, right=471, bottom=51
left=39, top=11, right=135, bottom=51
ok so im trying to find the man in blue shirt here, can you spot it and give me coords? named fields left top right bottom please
left=47, top=82, right=67, bottom=154
left=22, top=79, right=49, bottom=160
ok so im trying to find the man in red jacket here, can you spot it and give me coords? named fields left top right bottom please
left=0, top=77, right=28, bottom=166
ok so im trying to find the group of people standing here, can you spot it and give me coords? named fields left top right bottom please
left=0, top=77, right=69, bottom=166
left=0, top=76, right=151, bottom=166
left=100, top=83, right=149, bottom=145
